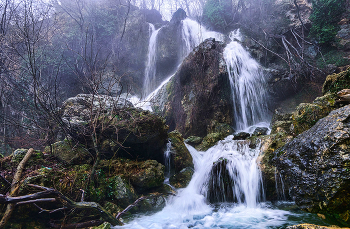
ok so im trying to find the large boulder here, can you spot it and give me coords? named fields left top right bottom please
left=274, top=105, right=350, bottom=225
left=164, top=38, right=233, bottom=138
left=61, top=94, right=168, bottom=162
left=168, top=130, right=194, bottom=188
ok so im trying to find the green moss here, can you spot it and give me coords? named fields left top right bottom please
left=292, top=93, right=337, bottom=135
left=323, top=67, right=350, bottom=94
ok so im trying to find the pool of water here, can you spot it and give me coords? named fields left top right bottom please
left=114, top=201, right=330, bottom=229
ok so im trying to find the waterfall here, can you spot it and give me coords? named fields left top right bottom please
left=143, top=23, right=161, bottom=97
left=181, top=18, right=224, bottom=59
left=224, top=30, right=269, bottom=131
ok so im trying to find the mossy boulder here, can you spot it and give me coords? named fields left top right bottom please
left=291, top=93, right=337, bottom=135
left=129, top=160, right=165, bottom=192
left=274, top=105, right=350, bottom=226
left=184, top=136, right=202, bottom=146
left=61, top=94, right=169, bottom=162
left=90, top=175, right=137, bottom=208
left=323, top=67, right=350, bottom=95
left=44, top=139, right=93, bottom=165
left=168, top=130, right=193, bottom=173
left=11, top=148, right=43, bottom=163
left=169, top=167, right=194, bottom=189
left=197, top=124, right=234, bottom=151
left=98, top=159, right=165, bottom=193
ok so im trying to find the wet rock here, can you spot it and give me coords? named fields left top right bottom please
left=61, top=94, right=168, bottom=162
left=233, top=132, right=250, bottom=140
left=168, top=130, right=194, bottom=173
left=168, top=131, right=194, bottom=188
left=207, top=158, right=236, bottom=203
left=169, top=167, right=194, bottom=189
left=253, top=127, right=269, bottom=136
left=44, top=139, right=93, bottom=165
left=185, top=136, right=203, bottom=146
left=164, top=39, right=233, bottom=138
left=274, top=105, right=350, bottom=226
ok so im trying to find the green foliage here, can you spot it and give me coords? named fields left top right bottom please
left=310, top=0, right=346, bottom=44
left=317, top=49, right=350, bottom=68
left=202, top=0, right=233, bottom=32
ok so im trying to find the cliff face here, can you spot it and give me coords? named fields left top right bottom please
left=163, top=38, right=233, bottom=138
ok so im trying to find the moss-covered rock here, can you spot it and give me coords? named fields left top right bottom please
left=291, top=93, right=337, bottom=135
left=168, top=131, right=193, bottom=172
left=98, top=159, right=164, bottom=193
left=44, top=139, right=92, bottom=165
left=184, top=136, right=202, bottom=146
left=61, top=94, right=169, bottom=162
left=129, top=160, right=165, bottom=192
left=323, top=67, right=350, bottom=95
left=169, top=167, right=194, bottom=189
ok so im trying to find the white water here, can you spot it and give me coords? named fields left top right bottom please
left=224, top=31, right=269, bottom=131
left=182, top=18, right=224, bottom=59
left=114, top=138, right=319, bottom=229
left=131, top=18, right=225, bottom=111
left=143, top=24, right=162, bottom=97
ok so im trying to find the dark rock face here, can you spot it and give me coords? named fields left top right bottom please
left=274, top=105, right=350, bottom=225
left=164, top=38, right=233, bottom=138
left=61, top=94, right=168, bottom=162
left=208, top=158, right=236, bottom=203
left=233, top=132, right=250, bottom=140
left=156, top=21, right=183, bottom=83
left=253, top=127, right=269, bottom=136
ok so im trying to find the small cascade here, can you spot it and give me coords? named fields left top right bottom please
left=223, top=31, right=270, bottom=131
left=143, top=23, right=161, bottom=97
left=164, top=141, right=172, bottom=181
left=275, top=167, right=286, bottom=200
left=181, top=18, right=224, bottom=59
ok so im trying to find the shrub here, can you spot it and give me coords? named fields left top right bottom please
left=202, top=0, right=233, bottom=32
left=309, top=0, right=346, bottom=44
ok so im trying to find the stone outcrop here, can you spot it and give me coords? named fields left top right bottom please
left=61, top=94, right=168, bottom=162
left=274, top=105, right=350, bottom=226
left=164, top=38, right=233, bottom=139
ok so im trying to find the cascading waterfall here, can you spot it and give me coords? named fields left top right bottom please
left=143, top=23, right=161, bottom=97
left=133, top=19, right=224, bottom=111
left=181, top=18, right=224, bottom=59
left=116, top=24, right=327, bottom=229
left=224, top=30, right=270, bottom=131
